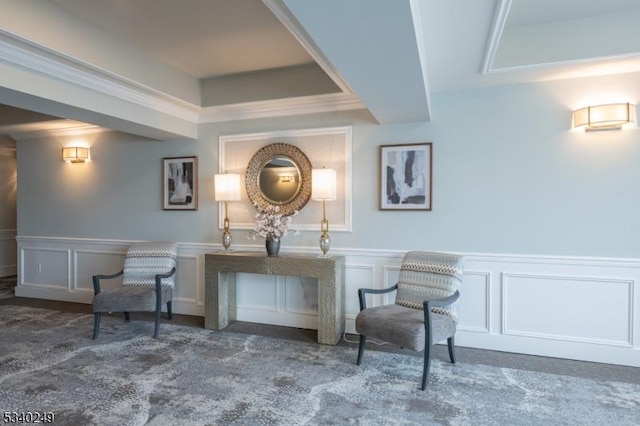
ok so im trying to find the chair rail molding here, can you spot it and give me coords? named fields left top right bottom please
left=15, top=235, right=640, bottom=367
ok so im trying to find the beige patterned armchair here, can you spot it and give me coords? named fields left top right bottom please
left=355, top=251, right=464, bottom=390
left=92, top=242, right=178, bottom=339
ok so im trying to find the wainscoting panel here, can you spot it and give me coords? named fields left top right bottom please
left=285, top=276, right=318, bottom=315
left=502, top=273, right=633, bottom=346
left=458, top=271, right=491, bottom=333
left=174, top=255, right=200, bottom=305
left=344, top=263, right=375, bottom=321
left=381, top=264, right=401, bottom=305
left=21, top=247, right=69, bottom=289
left=235, top=272, right=279, bottom=312
left=15, top=236, right=640, bottom=367
left=75, top=250, right=126, bottom=292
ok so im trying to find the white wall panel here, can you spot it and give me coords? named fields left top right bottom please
left=175, top=255, right=199, bottom=303
left=14, top=236, right=640, bottom=367
left=503, top=273, right=633, bottom=346
left=21, top=247, right=69, bottom=288
left=381, top=264, right=401, bottom=305
left=458, top=271, right=491, bottom=333
left=285, top=276, right=318, bottom=314
left=75, top=250, right=125, bottom=292
left=236, top=272, right=279, bottom=311
left=344, top=264, right=375, bottom=316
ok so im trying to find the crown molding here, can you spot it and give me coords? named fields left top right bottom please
left=0, top=120, right=108, bottom=140
left=0, top=27, right=368, bottom=130
left=0, top=29, right=200, bottom=123
left=200, top=92, right=366, bottom=123
left=409, top=0, right=432, bottom=121
left=482, top=0, right=512, bottom=74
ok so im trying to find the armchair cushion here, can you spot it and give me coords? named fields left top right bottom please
left=93, top=286, right=173, bottom=313
left=355, top=304, right=456, bottom=352
left=396, top=251, right=464, bottom=323
left=122, top=242, right=178, bottom=288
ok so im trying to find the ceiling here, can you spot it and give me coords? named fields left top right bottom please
left=2, top=0, right=640, bottom=141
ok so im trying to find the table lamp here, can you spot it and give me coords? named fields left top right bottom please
left=214, top=173, right=241, bottom=252
left=311, top=167, right=337, bottom=256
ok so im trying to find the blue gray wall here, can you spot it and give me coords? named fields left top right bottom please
left=17, top=71, right=640, bottom=258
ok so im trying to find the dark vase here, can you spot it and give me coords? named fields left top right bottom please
left=265, top=238, right=280, bottom=257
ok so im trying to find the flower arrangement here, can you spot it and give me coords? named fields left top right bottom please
left=251, top=205, right=298, bottom=241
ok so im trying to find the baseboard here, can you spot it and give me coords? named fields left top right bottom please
left=0, top=264, right=17, bottom=277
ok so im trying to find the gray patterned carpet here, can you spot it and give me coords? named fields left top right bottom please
left=1, top=305, right=639, bottom=426
left=0, top=275, right=16, bottom=300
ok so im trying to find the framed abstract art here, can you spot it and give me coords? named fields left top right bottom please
left=163, top=156, right=198, bottom=210
left=379, top=143, right=432, bottom=210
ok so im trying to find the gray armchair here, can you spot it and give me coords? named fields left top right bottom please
left=92, top=242, right=178, bottom=339
left=355, top=251, right=464, bottom=390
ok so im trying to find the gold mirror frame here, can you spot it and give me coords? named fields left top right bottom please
left=245, top=143, right=312, bottom=216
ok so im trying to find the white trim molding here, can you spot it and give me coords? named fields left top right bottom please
left=0, top=28, right=366, bottom=131
left=0, top=29, right=200, bottom=123
left=200, top=93, right=365, bottom=124
left=218, top=126, right=353, bottom=232
left=482, top=0, right=512, bottom=74
left=14, top=235, right=640, bottom=367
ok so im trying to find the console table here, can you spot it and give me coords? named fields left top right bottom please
left=204, top=252, right=345, bottom=345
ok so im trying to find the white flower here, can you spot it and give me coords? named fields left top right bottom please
left=250, top=204, right=298, bottom=242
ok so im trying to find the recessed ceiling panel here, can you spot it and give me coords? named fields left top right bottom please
left=490, top=0, right=640, bottom=71
left=50, top=0, right=315, bottom=78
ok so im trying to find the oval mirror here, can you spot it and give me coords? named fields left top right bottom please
left=246, top=143, right=312, bottom=216
left=258, top=156, right=301, bottom=204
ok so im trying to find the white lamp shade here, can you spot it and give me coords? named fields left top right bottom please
left=311, top=168, right=337, bottom=201
left=214, top=174, right=241, bottom=201
left=573, top=103, right=636, bottom=130
left=62, top=147, right=90, bottom=163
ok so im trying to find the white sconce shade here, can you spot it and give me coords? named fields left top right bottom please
left=62, top=147, right=90, bottom=163
left=214, top=174, right=241, bottom=201
left=573, top=103, right=636, bottom=131
left=311, top=168, right=337, bottom=201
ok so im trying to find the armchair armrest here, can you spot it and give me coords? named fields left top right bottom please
left=423, top=290, right=460, bottom=322
left=154, top=267, right=177, bottom=312
left=92, top=270, right=124, bottom=295
left=358, top=283, right=398, bottom=311
left=154, top=267, right=177, bottom=292
left=155, top=267, right=177, bottom=281
left=424, top=290, right=460, bottom=310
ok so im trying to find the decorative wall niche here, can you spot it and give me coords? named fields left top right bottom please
left=219, top=126, right=352, bottom=232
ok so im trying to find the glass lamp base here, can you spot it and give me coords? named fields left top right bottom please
left=222, top=232, right=232, bottom=252
left=319, top=233, right=330, bottom=257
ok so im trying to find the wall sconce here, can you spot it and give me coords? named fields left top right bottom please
left=279, top=175, right=294, bottom=183
left=214, top=173, right=242, bottom=252
left=62, top=147, right=90, bottom=163
left=573, top=103, right=636, bottom=131
left=311, top=167, right=337, bottom=257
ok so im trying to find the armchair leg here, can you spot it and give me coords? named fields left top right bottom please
left=167, top=301, right=173, bottom=320
left=421, top=341, right=433, bottom=391
left=447, top=336, right=456, bottom=364
left=124, top=312, right=130, bottom=322
left=93, top=313, right=101, bottom=339
left=356, top=335, right=366, bottom=365
left=153, top=309, right=161, bottom=338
